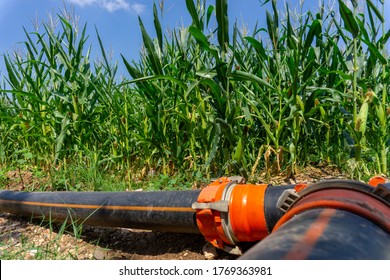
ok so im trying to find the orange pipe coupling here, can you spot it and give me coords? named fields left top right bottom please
left=192, top=176, right=269, bottom=254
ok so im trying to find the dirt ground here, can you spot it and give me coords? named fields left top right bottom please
left=0, top=166, right=345, bottom=260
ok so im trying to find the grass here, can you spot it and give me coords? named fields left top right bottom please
left=0, top=215, right=86, bottom=260
left=1, top=161, right=206, bottom=192
left=0, top=0, right=389, bottom=183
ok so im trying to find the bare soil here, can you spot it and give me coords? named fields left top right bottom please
left=0, top=166, right=345, bottom=260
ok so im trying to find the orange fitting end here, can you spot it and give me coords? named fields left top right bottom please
left=294, top=183, right=309, bottom=192
left=229, top=183, right=268, bottom=242
left=193, top=177, right=269, bottom=252
left=368, top=176, right=387, bottom=187
left=194, top=177, right=230, bottom=249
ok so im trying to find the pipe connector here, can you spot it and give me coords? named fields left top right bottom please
left=274, top=179, right=390, bottom=233
left=192, top=177, right=269, bottom=254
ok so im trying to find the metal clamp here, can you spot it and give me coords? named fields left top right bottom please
left=276, top=189, right=300, bottom=213
left=191, top=201, right=229, bottom=212
left=373, top=183, right=390, bottom=204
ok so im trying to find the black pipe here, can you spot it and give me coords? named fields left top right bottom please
left=240, top=207, right=390, bottom=260
left=263, top=185, right=293, bottom=233
left=0, top=190, right=200, bottom=233
left=241, top=180, right=390, bottom=259
left=0, top=183, right=296, bottom=249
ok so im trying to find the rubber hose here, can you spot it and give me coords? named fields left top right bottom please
left=0, top=190, right=201, bottom=233
left=240, top=208, right=390, bottom=259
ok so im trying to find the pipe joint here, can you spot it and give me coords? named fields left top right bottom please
left=274, top=179, right=390, bottom=233
left=192, top=177, right=269, bottom=255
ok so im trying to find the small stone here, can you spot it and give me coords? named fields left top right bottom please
left=93, top=248, right=107, bottom=260
left=28, top=249, right=38, bottom=257
left=202, top=243, right=218, bottom=260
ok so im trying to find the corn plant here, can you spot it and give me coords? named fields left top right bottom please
left=1, top=11, right=117, bottom=168
left=1, top=0, right=389, bottom=182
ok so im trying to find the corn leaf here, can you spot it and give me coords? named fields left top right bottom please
left=366, top=0, right=384, bottom=23
left=216, top=0, right=229, bottom=53
left=338, top=0, right=359, bottom=38
left=138, top=16, right=163, bottom=75
left=245, top=37, right=267, bottom=60
left=304, top=19, right=322, bottom=55
left=230, top=70, right=275, bottom=90
left=186, top=0, right=202, bottom=30
left=205, top=123, right=221, bottom=167
left=360, top=37, right=387, bottom=65
left=153, top=3, right=163, bottom=51
left=206, top=5, right=215, bottom=27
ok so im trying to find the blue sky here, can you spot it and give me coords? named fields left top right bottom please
left=0, top=0, right=389, bottom=79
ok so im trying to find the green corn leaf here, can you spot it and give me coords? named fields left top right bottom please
left=54, top=115, right=70, bottom=164
left=360, top=37, right=387, bottom=65
left=356, top=17, right=369, bottom=41
left=331, top=12, right=349, bottom=44
left=245, top=37, right=267, bottom=60
left=119, top=74, right=187, bottom=91
left=304, top=19, right=322, bottom=55
left=197, top=75, right=221, bottom=96
left=121, top=54, right=155, bottom=100
left=205, top=123, right=221, bottom=167
left=23, top=27, right=38, bottom=55
left=232, top=137, right=243, bottom=165
left=121, top=55, right=141, bottom=79
left=34, top=29, right=54, bottom=67
left=138, top=16, right=163, bottom=75
left=379, top=29, right=390, bottom=47
left=216, top=0, right=229, bottom=53
left=60, top=17, right=74, bottom=57
left=230, top=70, right=275, bottom=90
left=240, top=86, right=277, bottom=145
left=95, top=26, right=112, bottom=76
left=188, top=26, right=209, bottom=48
left=366, top=0, right=384, bottom=23
left=232, top=50, right=246, bottom=71
left=260, top=0, right=271, bottom=6
left=58, top=16, right=72, bottom=31
left=338, top=0, right=359, bottom=38
left=186, top=0, right=202, bottom=30
left=76, top=24, right=88, bottom=67
left=233, top=21, right=238, bottom=53
left=188, top=26, right=219, bottom=58
left=271, top=0, right=278, bottom=28
left=4, top=56, right=21, bottom=90
left=253, top=109, right=276, bottom=145
left=266, top=10, right=278, bottom=48
left=206, top=5, right=215, bottom=27
left=366, top=2, right=378, bottom=40
left=242, top=106, right=251, bottom=121
left=6, top=89, right=48, bottom=105
left=286, top=5, right=299, bottom=49
left=153, top=3, right=163, bottom=51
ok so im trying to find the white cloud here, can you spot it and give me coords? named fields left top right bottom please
left=100, top=0, right=130, bottom=12
left=66, top=0, right=97, bottom=8
left=65, top=0, right=146, bottom=13
left=130, top=3, right=146, bottom=15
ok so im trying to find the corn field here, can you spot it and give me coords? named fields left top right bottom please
left=0, top=0, right=389, bottom=181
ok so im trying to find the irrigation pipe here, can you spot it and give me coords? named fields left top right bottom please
left=1, top=176, right=390, bottom=259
